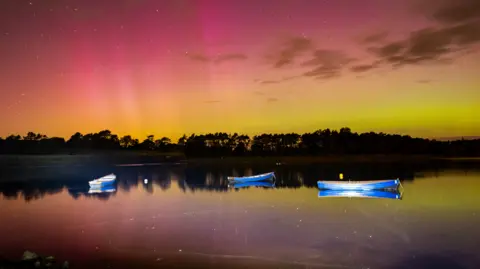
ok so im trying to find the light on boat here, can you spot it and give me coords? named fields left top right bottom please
left=339, top=173, right=344, bottom=180
left=144, top=179, right=148, bottom=184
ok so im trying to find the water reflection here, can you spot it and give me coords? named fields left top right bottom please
left=318, top=190, right=402, bottom=200
left=1, top=161, right=479, bottom=202
left=88, top=186, right=116, bottom=194
left=0, top=164, right=417, bottom=201
left=0, top=163, right=479, bottom=268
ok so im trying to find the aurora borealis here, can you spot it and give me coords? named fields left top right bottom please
left=1, top=0, right=479, bottom=140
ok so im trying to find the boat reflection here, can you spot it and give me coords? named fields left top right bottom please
left=0, top=164, right=422, bottom=201
left=88, top=186, right=116, bottom=194
left=229, top=181, right=276, bottom=189
left=318, top=189, right=402, bottom=200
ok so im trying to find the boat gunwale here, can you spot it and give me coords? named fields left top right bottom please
left=317, top=179, right=399, bottom=185
left=227, top=172, right=275, bottom=181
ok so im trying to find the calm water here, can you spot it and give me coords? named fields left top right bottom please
left=1, top=162, right=479, bottom=269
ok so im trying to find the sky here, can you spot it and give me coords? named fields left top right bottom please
left=0, top=0, right=479, bottom=141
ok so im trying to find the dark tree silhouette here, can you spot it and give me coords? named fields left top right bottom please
left=0, top=128, right=479, bottom=157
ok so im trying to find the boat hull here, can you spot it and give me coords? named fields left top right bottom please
left=317, top=179, right=400, bottom=191
left=230, top=181, right=275, bottom=189
left=227, top=172, right=275, bottom=183
left=318, top=190, right=401, bottom=199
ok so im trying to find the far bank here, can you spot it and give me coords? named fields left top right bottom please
left=1, top=152, right=479, bottom=167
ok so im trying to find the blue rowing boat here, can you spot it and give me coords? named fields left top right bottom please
left=317, top=179, right=400, bottom=191
left=318, top=190, right=402, bottom=200
left=227, top=172, right=275, bottom=183
left=89, top=173, right=116, bottom=188
left=229, top=181, right=275, bottom=189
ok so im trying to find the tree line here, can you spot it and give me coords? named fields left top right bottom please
left=0, top=128, right=479, bottom=157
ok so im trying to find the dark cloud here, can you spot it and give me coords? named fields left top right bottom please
left=283, top=76, right=299, bottom=81
left=214, top=53, right=248, bottom=64
left=266, top=97, right=279, bottom=102
left=204, top=100, right=220, bottom=104
left=445, top=21, right=480, bottom=45
left=258, top=76, right=299, bottom=85
left=268, top=36, right=314, bottom=68
left=301, top=50, right=354, bottom=79
left=417, top=79, right=432, bottom=84
left=370, top=42, right=405, bottom=58
left=303, top=66, right=340, bottom=79
left=362, top=32, right=389, bottom=44
left=366, top=0, right=480, bottom=68
left=350, top=63, right=378, bottom=73
left=369, top=20, right=480, bottom=67
left=301, top=50, right=354, bottom=67
left=260, top=80, right=281, bottom=84
left=266, top=37, right=356, bottom=80
left=186, top=53, right=210, bottom=62
left=186, top=52, right=248, bottom=64
left=405, top=28, right=452, bottom=60
left=432, top=0, right=480, bottom=24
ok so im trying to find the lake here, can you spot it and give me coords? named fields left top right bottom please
left=1, top=161, right=479, bottom=268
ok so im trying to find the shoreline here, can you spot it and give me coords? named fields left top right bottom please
left=1, top=153, right=479, bottom=166
left=184, top=155, right=480, bottom=165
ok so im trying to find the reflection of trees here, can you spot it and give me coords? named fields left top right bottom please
left=0, top=166, right=415, bottom=200
left=159, top=178, right=171, bottom=190
left=182, top=168, right=229, bottom=192
left=0, top=181, right=64, bottom=202
left=3, top=161, right=478, bottom=201
left=177, top=164, right=419, bottom=191
left=142, top=180, right=154, bottom=194
left=70, top=190, right=117, bottom=201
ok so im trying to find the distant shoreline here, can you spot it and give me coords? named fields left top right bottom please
left=185, top=156, right=480, bottom=165
left=1, top=153, right=479, bottom=166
